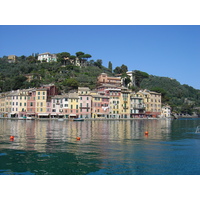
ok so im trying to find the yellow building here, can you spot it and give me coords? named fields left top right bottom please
left=0, top=93, right=6, bottom=117
left=5, top=95, right=12, bottom=115
left=119, top=88, right=130, bottom=118
left=8, top=55, right=17, bottom=63
left=137, top=89, right=162, bottom=117
left=36, top=88, right=48, bottom=118
left=68, top=92, right=79, bottom=118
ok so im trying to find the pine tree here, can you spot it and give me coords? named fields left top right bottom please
left=108, top=61, right=112, bottom=72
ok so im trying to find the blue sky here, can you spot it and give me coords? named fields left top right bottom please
left=0, top=25, right=200, bottom=89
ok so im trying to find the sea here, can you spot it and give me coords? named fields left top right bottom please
left=1, top=118, right=200, bottom=175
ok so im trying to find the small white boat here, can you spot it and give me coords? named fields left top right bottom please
left=195, top=125, right=200, bottom=133
left=58, top=118, right=64, bottom=121
left=26, top=117, right=35, bottom=120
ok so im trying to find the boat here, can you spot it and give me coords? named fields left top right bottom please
left=26, top=116, right=35, bottom=120
left=58, top=118, right=64, bottom=121
left=73, top=118, right=84, bottom=121
left=195, top=125, right=200, bottom=133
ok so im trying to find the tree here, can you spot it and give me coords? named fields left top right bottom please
left=27, top=56, right=36, bottom=64
left=75, top=51, right=85, bottom=57
left=113, top=64, right=128, bottom=74
left=113, top=66, right=122, bottom=74
left=121, top=64, right=128, bottom=73
left=108, top=61, right=112, bottom=72
left=57, top=52, right=71, bottom=65
left=83, top=54, right=92, bottom=60
left=133, top=70, right=149, bottom=88
left=94, top=59, right=103, bottom=68
left=63, top=78, right=79, bottom=90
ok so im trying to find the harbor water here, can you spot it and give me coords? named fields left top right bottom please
left=1, top=118, right=200, bottom=175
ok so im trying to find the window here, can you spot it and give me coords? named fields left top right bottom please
left=43, top=92, right=45, bottom=95
left=52, top=109, right=56, bottom=112
left=38, top=96, right=40, bottom=100
left=38, top=92, right=40, bottom=95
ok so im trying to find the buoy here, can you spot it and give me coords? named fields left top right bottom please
left=145, top=131, right=148, bottom=135
left=10, top=136, right=14, bottom=141
left=76, top=137, right=80, bottom=140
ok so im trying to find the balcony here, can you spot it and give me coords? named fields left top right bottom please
left=79, top=106, right=90, bottom=109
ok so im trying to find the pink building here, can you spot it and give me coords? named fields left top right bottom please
left=91, top=94, right=109, bottom=118
left=78, top=87, right=92, bottom=118
left=27, top=90, right=36, bottom=117
left=79, top=95, right=92, bottom=118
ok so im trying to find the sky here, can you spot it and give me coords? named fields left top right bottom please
left=0, top=25, right=199, bottom=89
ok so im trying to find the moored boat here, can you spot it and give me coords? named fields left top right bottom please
left=73, top=118, right=84, bottom=121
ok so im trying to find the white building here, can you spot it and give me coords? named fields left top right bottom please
left=161, top=105, right=171, bottom=118
left=51, top=95, right=69, bottom=118
left=38, top=52, right=57, bottom=62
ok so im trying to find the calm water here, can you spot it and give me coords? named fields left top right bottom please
left=1, top=118, right=200, bottom=175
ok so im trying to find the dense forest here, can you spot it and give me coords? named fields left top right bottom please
left=0, top=53, right=113, bottom=93
left=0, top=52, right=200, bottom=115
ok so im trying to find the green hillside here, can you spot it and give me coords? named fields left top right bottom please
left=140, top=75, right=200, bottom=114
left=0, top=55, right=113, bottom=93
left=1, top=54, right=200, bottom=115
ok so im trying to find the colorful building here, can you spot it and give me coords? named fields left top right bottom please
left=130, top=93, right=145, bottom=118
left=68, top=93, right=79, bottom=118
left=120, top=88, right=131, bottom=118
left=97, top=73, right=121, bottom=87
left=78, top=87, right=92, bottom=119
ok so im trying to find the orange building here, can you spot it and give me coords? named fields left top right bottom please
left=97, top=73, right=121, bottom=87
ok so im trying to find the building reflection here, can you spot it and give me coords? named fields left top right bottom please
left=0, top=119, right=172, bottom=153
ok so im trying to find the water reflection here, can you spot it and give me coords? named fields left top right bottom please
left=0, top=119, right=173, bottom=153
left=2, top=118, right=199, bottom=175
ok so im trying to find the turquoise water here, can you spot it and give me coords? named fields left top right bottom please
left=0, top=118, right=200, bottom=175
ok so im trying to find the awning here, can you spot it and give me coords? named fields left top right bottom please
left=69, top=114, right=77, bottom=116
left=51, top=113, right=57, bottom=115
left=58, top=114, right=64, bottom=116
left=38, top=113, right=49, bottom=116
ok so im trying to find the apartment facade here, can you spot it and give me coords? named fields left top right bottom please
left=130, top=93, right=145, bottom=118
left=0, top=85, right=166, bottom=119
left=78, top=87, right=92, bottom=119
left=137, top=89, right=162, bottom=117
left=97, top=73, right=121, bottom=87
